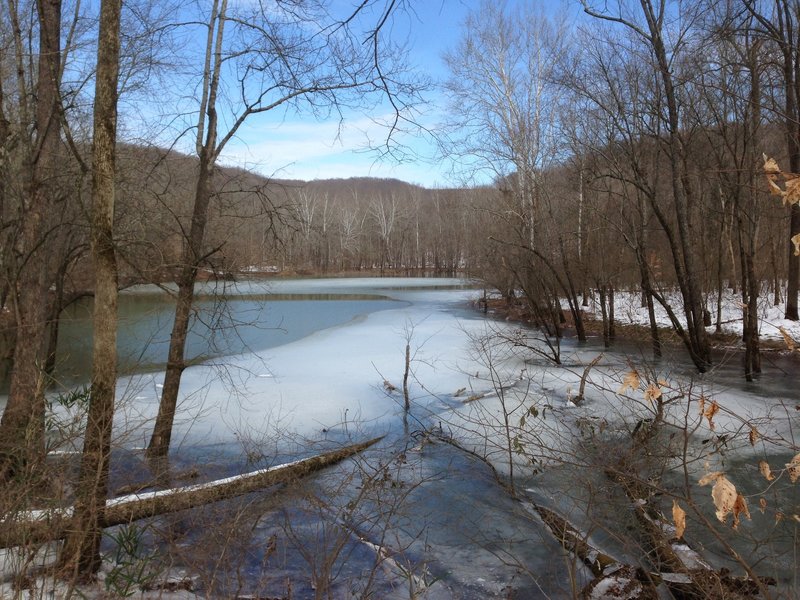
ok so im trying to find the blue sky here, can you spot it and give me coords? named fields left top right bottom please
left=216, top=1, right=505, bottom=188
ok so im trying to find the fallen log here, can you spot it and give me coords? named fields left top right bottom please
left=526, top=502, right=620, bottom=579
left=0, top=436, right=383, bottom=549
left=521, top=499, right=660, bottom=599
left=607, top=463, right=775, bottom=598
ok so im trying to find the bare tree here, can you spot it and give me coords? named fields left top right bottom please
left=57, top=0, right=123, bottom=579
left=581, top=0, right=712, bottom=371
left=0, top=0, right=66, bottom=479
left=743, top=0, right=800, bottom=320
left=442, top=0, right=567, bottom=248
left=147, top=0, right=421, bottom=458
left=684, top=6, right=766, bottom=379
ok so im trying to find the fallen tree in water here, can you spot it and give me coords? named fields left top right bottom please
left=603, top=459, right=776, bottom=599
left=428, top=420, right=775, bottom=599
left=0, top=436, right=383, bottom=549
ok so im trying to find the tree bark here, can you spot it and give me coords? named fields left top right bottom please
left=786, top=204, right=800, bottom=319
left=0, top=0, right=63, bottom=480
left=147, top=0, right=225, bottom=458
left=147, top=154, right=215, bottom=458
left=58, top=0, right=122, bottom=579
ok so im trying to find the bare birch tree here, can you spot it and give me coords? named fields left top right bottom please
left=442, top=0, right=567, bottom=248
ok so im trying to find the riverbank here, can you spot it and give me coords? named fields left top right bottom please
left=479, top=288, right=800, bottom=355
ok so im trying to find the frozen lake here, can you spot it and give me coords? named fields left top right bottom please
left=55, top=277, right=490, bottom=453
left=2, top=277, right=797, bottom=598
left=70, top=277, right=581, bottom=597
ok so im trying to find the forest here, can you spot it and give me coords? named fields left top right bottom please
left=0, top=0, right=799, bottom=598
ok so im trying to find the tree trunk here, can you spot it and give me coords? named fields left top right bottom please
left=147, top=270, right=200, bottom=458
left=58, top=0, right=122, bottom=579
left=786, top=204, right=800, bottom=319
left=771, top=240, right=781, bottom=306
left=147, top=0, right=225, bottom=458
left=598, top=284, right=610, bottom=348
left=1, top=437, right=382, bottom=549
left=608, top=285, right=616, bottom=340
left=636, top=248, right=662, bottom=359
left=147, top=154, right=214, bottom=458
left=0, top=0, right=63, bottom=481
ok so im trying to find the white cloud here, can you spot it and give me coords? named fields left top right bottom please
left=217, top=113, right=450, bottom=187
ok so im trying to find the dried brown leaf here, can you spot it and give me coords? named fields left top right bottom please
left=644, top=382, right=662, bottom=403
left=786, top=178, right=800, bottom=205
left=759, top=460, right=775, bottom=481
left=619, top=370, right=640, bottom=395
left=793, top=234, right=800, bottom=257
left=763, top=155, right=781, bottom=174
left=698, top=471, right=724, bottom=486
left=699, top=472, right=738, bottom=523
left=787, top=453, right=800, bottom=483
left=698, top=394, right=706, bottom=416
left=672, top=499, right=686, bottom=540
left=767, top=177, right=785, bottom=197
left=710, top=475, right=738, bottom=523
left=703, top=399, right=720, bottom=430
left=732, top=494, right=751, bottom=530
left=759, top=497, right=767, bottom=514
left=749, top=427, right=759, bottom=446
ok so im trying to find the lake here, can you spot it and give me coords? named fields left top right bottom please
left=2, top=277, right=797, bottom=598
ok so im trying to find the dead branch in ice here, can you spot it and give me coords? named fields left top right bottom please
left=573, top=354, right=603, bottom=405
left=0, top=436, right=383, bottom=549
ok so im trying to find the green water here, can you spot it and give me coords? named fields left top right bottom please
left=50, top=290, right=402, bottom=387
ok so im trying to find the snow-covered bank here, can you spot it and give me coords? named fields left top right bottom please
left=578, top=286, right=800, bottom=344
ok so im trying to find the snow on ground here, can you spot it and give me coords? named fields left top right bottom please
left=577, top=286, right=800, bottom=344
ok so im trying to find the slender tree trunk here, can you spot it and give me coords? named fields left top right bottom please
left=644, top=0, right=710, bottom=370
left=608, top=284, right=615, bottom=340
left=786, top=204, right=800, bottom=319
left=776, top=0, right=800, bottom=319
left=147, top=160, right=214, bottom=458
left=598, top=283, right=609, bottom=348
left=58, top=0, right=121, bottom=578
left=745, top=253, right=761, bottom=376
left=147, top=0, right=225, bottom=459
left=716, top=196, right=726, bottom=334
left=637, top=248, right=661, bottom=359
left=744, top=38, right=762, bottom=379
left=771, top=241, right=781, bottom=306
